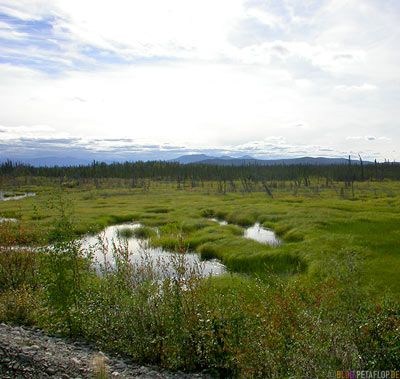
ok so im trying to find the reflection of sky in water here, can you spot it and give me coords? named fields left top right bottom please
left=210, top=218, right=228, bottom=225
left=0, top=191, right=36, bottom=201
left=244, top=223, right=281, bottom=246
left=80, top=224, right=226, bottom=277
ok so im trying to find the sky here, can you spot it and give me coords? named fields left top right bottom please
left=0, top=0, right=399, bottom=163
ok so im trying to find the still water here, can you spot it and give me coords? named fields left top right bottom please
left=209, top=218, right=282, bottom=246
left=80, top=223, right=227, bottom=277
left=0, top=191, right=36, bottom=201
left=244, top=223, right=282, bottom=246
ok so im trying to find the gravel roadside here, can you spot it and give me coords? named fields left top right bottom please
left=0, top=323, right=213, bottom=379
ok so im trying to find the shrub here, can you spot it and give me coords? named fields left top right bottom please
left=0, top=247, right=38, bottom=292
left=39, top=239, right=93, bottom=334
left=0, top=286, right=41, bottom=326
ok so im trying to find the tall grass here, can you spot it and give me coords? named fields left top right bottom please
left=2, top=221, right=398, bottom=377
left=3, top=179, right=400, bottom=297
left=1, top=185, right=400, bottom=376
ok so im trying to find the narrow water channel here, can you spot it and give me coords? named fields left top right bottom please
left=0, top=218, right=18, bottom=222
left=0, top=191, right=36, bottom=201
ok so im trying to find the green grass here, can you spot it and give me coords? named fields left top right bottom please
left=1, top=177, right=400, bottom=376
left=1, top=179, right=400, bottom=299
left=117, top=227, right=136, bottom=238
left=3, top=192, right=25, bottom=198
left=132, top=226, right=156, bottom=239
left=1, top=235, right=398, bottom=376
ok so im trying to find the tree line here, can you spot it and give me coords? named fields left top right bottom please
left=1, top=159, right=400, bottom=183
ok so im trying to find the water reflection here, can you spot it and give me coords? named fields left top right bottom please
left=209, top=218, right=228, bottom=225
left=244, top=223, right=281, bottom=246
left=0, top=218, right=18, bottom=222
left=80, top=224, right=226, bottom=277
left=0, top=191, right=36, bottom=201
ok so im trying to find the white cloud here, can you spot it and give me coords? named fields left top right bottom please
left=245, top=8, right=285, bottom=30
left=0, top=3, right=43, bottom=21
left=47, top=0, right=245, bottom=60
left=346, top=136, right=364, bottom=141
left=335, top=83, right=377, bottom=92
left=0, top=21, right=30, bottom=40
left=377, top=136, right=392, bottom=142
left=0, top=0, right=400, bottom=161
left=346, top=135, right=392, bottom=142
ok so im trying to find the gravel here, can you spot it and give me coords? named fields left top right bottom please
left=0, top=323, right=213, bottom=378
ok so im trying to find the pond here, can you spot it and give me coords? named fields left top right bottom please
left=0, top=191, right=36, bottom=201
left=209, top=218, right=282, bottom=246
left=244, top=223, right=282, bottom=246
left=80, top=223, right=227, bottom=277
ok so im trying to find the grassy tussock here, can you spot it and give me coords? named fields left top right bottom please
left=132, top=226, right=153, bottom=239
left=225, top=212, right=255, bottom=227
left=144, top=206, right=170, bottom=213
left=115, top=227, right=133, bottom=238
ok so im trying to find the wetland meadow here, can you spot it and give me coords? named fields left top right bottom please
left=0, top=171, right=399, bottom=377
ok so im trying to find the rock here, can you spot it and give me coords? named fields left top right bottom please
left=19, top=354, right=33, bottom=362
left=115, top=361, right=127, bottom=369
left=46, top=367, right=57, bottom=374
left=0, top=323, right=213, bottom=379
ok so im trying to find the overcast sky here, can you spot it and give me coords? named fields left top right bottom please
left=0, top=0, right=399, bottom=162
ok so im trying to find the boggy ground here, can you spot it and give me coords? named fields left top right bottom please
left=0, top=178, right=399, bottom=377
left=1, top=178, right=399, bottom=299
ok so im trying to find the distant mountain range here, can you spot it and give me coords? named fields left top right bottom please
left=168, top=154, right=255, bottom=164
left=1, top=154, right=374, bottom=167
left=169, top=154, right=373, bottom=166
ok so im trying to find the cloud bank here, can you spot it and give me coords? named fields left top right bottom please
left=0, top=0, right=399, bottom=161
